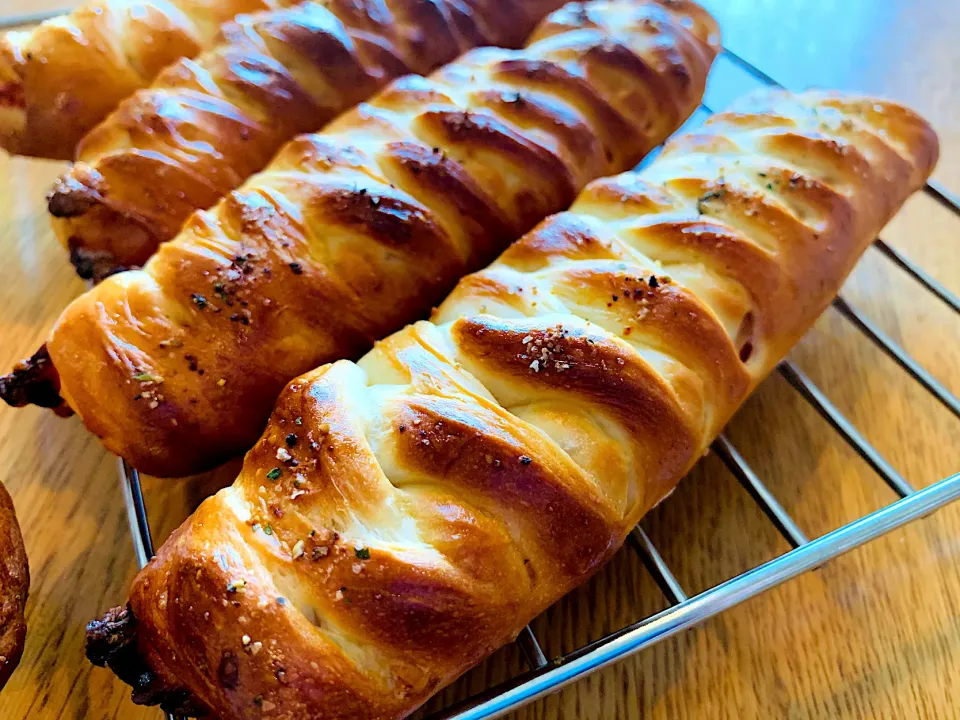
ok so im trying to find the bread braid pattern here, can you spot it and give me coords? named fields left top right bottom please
left=0, top=0, right=293, bottom=159
left=1, top=0, right=720, bottom=477
left=48, top=0, right=570, bottom=280
left=84, top=88, right=937, bottom=719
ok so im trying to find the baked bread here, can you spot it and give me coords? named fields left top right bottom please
left=84, top=89, right=938, bottom=719
left=0, top=0, right=290, bottom=160
left=1, top=0, right=720, bottom=477
left=48, top=0, right=569, bottom=281
left=0, top=481, right=28, bottom=690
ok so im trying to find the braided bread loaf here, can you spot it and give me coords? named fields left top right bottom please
left=0, top=0, right=289, bottom=159
left=84, top=89, right=938, bottom=719
left=48, top=0, right=568, bottom=280
left=0, top=481, right=27, bottom=690
left=1, top=0, right=719, bottom=477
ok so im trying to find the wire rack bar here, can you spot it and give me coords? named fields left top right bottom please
left=117, top=463, right=175, bottom=720
left=628, top=526, right=688, bottom=605
left=872, top=239, right=960, bottom=315
left=712, top=434, right=809, bottom=548
left=431, top=473, right=960, bottom=720
left=119, top=460, right=154, bottom=567
left=777, top=362, right=915, bottom=498
left=516, top=626, right=548, bottom=670
left=925, top=179, right=960, bottom=217
left=832, top=297, right=960, bottom=418
left=721, top=47, right=782, bottom=89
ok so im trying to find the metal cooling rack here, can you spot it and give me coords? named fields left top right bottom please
left=1, top=5, right=955, bottom=717
left=95, top=46, right=960, bottom=720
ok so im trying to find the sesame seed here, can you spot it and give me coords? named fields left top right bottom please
left=312, top=546, right=329, bottom=561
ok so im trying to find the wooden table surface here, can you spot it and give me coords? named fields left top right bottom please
left=1, top=1, right=959, bottom=718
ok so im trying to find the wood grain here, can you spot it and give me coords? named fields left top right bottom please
left=0, top=1, right=958, bottom=718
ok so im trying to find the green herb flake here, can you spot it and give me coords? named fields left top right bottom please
left=355, top=547, right=370, bottom=560
left=266, top=467, right=282, bottom=481
left=191, top=293, right=208, bottom=309
left=696, top=189, right=724, bottom=216
left=263, top=524, right=273, bottom=536
left=134, top=373, right=163, bottom=383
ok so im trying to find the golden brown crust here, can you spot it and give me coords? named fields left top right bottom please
left=48, top=0, right=569, bottom=276
left=90, top=88, right=937, bottom=719
left=0, top=0, right=285, bottom=160
left=8, top=0, right=720, bottom=477
left=0, top=481, right=28, bottom=690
